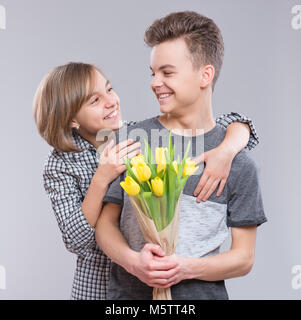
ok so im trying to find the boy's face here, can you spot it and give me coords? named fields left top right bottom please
left=150, top=37, right=203, bottom=115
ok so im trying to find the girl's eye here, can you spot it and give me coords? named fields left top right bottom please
left=164, top=72, right=172, bottom=75
left=108, top=87, right=114, bottom=93
left=91, top=97, right=99, bottom=104
left=151, top=73, right=155, bottom=77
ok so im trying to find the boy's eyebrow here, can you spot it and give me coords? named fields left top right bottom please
left=150, top=64, right=176, bottom=71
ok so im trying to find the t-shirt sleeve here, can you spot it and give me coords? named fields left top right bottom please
left=103, top=172, right=125, bottom=206
left=226, top=152, right=267, bottom=227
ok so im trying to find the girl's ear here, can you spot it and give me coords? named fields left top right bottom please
left=70, top=120, right=80, bottom=129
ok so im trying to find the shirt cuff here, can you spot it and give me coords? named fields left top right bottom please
left=64, top=208, right=95, bottom=252
left=216, top=112, right=259, bottom=150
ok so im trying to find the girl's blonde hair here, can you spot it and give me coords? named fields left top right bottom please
left=33, top=62, right=101, bottom=152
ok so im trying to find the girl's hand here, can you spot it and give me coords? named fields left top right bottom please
left=193, top=144, right=235, bottom=202
left=96, top=139, right=141, bottom=185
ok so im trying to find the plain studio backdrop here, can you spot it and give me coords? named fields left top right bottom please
left=0, top=0, right=300, bottom=300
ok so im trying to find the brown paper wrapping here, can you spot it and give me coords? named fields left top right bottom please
left=128, top=193, right=182, bottom=300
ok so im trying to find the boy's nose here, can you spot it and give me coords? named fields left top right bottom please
left=151, top=76, right=164, bottom=88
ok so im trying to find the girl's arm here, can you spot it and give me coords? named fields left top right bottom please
left=43, top=139, right=140, bottom=257
left=193, top=112, right=259, bottom=202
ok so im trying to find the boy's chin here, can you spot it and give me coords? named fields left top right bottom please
left=160, top=104, right=176, bottom=114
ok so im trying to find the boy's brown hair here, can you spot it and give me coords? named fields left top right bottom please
left=144, top=11, right=224, bottom=90
left=33, top=62, right=101, bottom=152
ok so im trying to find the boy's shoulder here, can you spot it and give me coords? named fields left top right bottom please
left=123, top=117, right=157, bottom=131
left=117, top=117, right=158, bottom=143
left=227, top=148, right=260, bottom=191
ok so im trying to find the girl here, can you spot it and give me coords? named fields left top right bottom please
left=33, top=62, right=258, bottom=300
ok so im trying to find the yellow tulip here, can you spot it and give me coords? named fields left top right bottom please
left=182, top=158, right=199, bottom=177
left=136, top=162, right=152, bottom=182
left=120, top=176, right=140, bottom=196
left=172, top=160, right=178, bottom=174
left=155, top=147, right=168, bottom=174
left=131, top=166, right=141, bottom=183
left=151, top=177, right=164, bottom=197
left=131, top=154, right=145, bottom=167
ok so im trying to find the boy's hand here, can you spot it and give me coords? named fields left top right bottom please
left=153, top=254, right=191, bottom=286
left=193, top=144, right=235, bottom=202
left=130, top=243, right=179, bottom=289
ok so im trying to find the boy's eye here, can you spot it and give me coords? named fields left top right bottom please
left=108, top=87, right=114, bottom=93
left=164, top=72, right=172, bottom=75
left=150, top=73, right=155, bottom=77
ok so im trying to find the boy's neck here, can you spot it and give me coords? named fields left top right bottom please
left=158, top=91, right=216, bottom=136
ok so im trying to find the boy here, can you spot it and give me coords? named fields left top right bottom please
left=95, top=11, right=266, bottom=300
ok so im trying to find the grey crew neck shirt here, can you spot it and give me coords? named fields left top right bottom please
left=102, top=116, right=267, bottom=300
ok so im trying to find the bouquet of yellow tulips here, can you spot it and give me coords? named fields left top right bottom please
left=120, top=132, right=198, bottom=300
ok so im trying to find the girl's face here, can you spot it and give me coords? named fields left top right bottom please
left=72, top=70, right=122, bottom=136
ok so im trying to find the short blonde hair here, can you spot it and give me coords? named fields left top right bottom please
left=33, top=62, right=101, bottom=152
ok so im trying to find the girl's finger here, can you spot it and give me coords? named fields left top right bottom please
left=216, top=178, right=227, bottom=196
left=117, top=141, right=141, bottom=159
left=192, top=152, right=205, bottom=165
left=103, top=139, right=115, bottom=155
left=114, top=139, right=134, bottom=153
left=196, top=176, right=214, bottom=202
left=118, top=149, right=141, bottom=164
left=193, top=173, right=208, bottom=197
left=202, top=179, right=219, bottom=201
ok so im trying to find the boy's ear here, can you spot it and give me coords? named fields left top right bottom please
left=200, top=65, right=215, bottom=89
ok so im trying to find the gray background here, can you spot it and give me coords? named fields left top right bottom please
left=0, top=0, right=300, bottom=299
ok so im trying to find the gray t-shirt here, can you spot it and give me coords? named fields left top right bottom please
left=103, top=116, right=267, bottom=300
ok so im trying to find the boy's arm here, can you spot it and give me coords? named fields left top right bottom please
left=166, top=225, right=257, bottom=284
left=165, top=152, right=266, bottom=285
left=95, top=202, right=135, bottom=268
left=95, top=202, right=179, bottom=289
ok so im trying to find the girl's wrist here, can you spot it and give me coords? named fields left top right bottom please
left=92, top=169, right=110, bottom=190
left=218, top=141, right=239, bottom=159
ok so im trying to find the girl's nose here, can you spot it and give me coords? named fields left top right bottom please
left=104, top=96, right=117, bottom=109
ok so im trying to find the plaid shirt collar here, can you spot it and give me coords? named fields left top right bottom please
left=71, top=130, right=97, bottom=161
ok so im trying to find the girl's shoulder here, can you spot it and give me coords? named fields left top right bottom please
left=43, top=148, right=70, bottom=173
